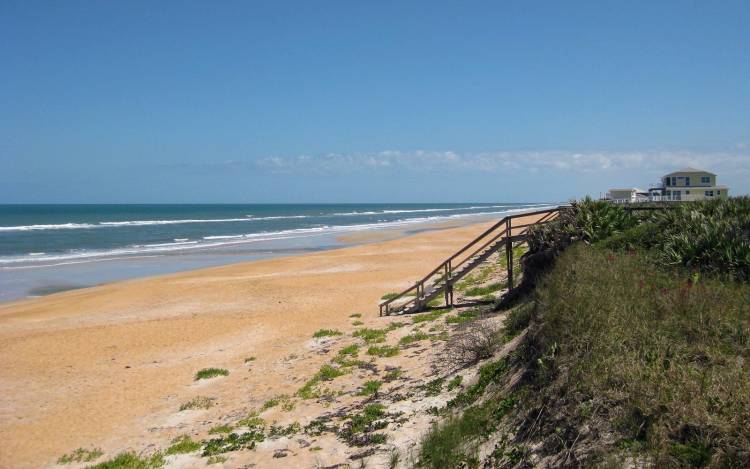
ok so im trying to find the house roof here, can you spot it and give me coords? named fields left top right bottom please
left=609, top=188, right=646, bottom=192
left=664, top=167, right=716, bottom=176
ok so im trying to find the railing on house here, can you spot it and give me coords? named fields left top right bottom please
left=378, top=207, right=564, bottom=316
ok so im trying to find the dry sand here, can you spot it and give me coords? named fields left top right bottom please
left=0, top=214, right=545, bottom=468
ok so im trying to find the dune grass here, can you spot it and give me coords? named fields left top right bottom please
left=313, top=328, right=343, bottom=338
left=208, top=424, right=233, bottom=434
left=525, top=244, right=750, bottom=466
left=165, top=435, right=201, bottom=455
left=194, top=368, right=228, bottom=380
left=367, top=345, right=399, bottom=357
left=357, top=380, right=383, bottom=396
left=86, top=451, right=165, bottom=469
left=179, top=395, right=215, bottom=411
left=57, top=447, right=103, bottom=464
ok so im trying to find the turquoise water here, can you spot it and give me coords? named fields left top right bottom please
left=0, top=203, right=552, bottom=301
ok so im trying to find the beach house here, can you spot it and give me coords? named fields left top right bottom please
left=648, top=168, right=729, bottom=201
left=607, top=168, right=729, bottom=202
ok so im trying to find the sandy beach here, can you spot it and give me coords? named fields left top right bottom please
left=0, top=217, right=530, bottom=468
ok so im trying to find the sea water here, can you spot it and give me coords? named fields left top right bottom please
left=0, top=203, right=553, bottom=302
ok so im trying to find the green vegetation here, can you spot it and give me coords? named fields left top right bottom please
left=367, top=345, right=399, bottom=357
left=202, top=431, right=265, bottom=456
left=423, top=378, right=444, bottom=396
left=237, top=411, right=265, bottom=429
left=206, top=455, right=227, bottom=465
left=339, top=343, right=359, bottom=356
left=165, top=435, right=201, bottom=455
left=318, top=364, right=347, bottom=380
left=446, top=375, right=462, bottom=391
left=398, top=331, right=430, bottom=345
left=261, top=397, right=280, bottom=410
left=384, top=368, right=403, bottom=381
left=261, top=393, right=294, bottom=411
left=244, top=356, right=256, bottom=363
left=419, top=197, right=750, bottom=467
left=463, top=282, right=504, bottom=297
left=352, top=320, right=364, bottom=326
left=529, top=197, right=750, bottom=280
left=296, top=364, right=348, bottom=399
left=208, top=424, right=233, bottom=434
left=339, top=403, right=389, bottom=446
left=526, top=244, right=750, bottom=466
left=448, top=358, right=508, bottom=408
left=501, top=301, right=533, bottom=339
left=380, top=292, right=398, bottom=301
left=204, top=412, right=266, bottom=456
left=427, top=297, right=445, bottom=307
left=419, top=396, right=516, bottom=468
left=86, top=451, right=164, bottom=469
left=349, top=313, right=362, bottom=318
left=353, top=327, right=389, bottom=343
left=194, top=368, right=228, bottom=380
left=357, top=380, right=383, bottom=396
left=313, top=328, right=343, bottom=338
left=57, top=447, right=103, bottom=464
left=445, top=309, right=480, bottom=324
left=179, top=395, right=215, bottom=411
left=411, top=309, right=447, bottom=324
left=381, top=292, right=400, bottom=301
left=268, top=422, right=301, bottom=437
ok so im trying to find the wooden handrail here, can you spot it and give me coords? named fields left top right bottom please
left=378, top=206, right=562, bottom=314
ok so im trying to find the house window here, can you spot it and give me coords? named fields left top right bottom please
left=705, top=190, right=714, bottom=197
left=665, top=177, right=671, bottom=186
left=671, top=177, right=677, bottom=186
left=717, top=190, right=721, bottom=195
left=685, top=190, right=690, bottom=195
left=701, top=176, right=710, bottom=184
left=685, top=176, right=691, bottom=186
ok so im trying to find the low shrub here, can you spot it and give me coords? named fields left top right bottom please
left=367, top=345, right=399, bottom=357
left=57, top=448, right=103, bottom=464
left=165, top=435, right=201, bottom=455
left=313, top=328, right=343, bottom=338
left=179, top=396, right=215, bottom=411
left=86, top=451, right=165, bottom=469
left=194, top=368, right=229, bottom=380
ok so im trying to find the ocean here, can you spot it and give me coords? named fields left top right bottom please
left=0, top=203, right=553, bottom=302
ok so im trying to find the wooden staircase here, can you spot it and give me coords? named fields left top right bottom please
left=379, top=207, right=562, bottom=316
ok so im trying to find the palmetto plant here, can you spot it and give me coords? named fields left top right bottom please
left=528, top=196, right=750, bottom=281
left=653, top=197, right=750, bottom=280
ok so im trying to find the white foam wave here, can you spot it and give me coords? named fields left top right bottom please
left=0, top=223, right=97, bottom=232
left=0, top=205, right=544, bottom=232
left=0, top=205, right=558, bottom=269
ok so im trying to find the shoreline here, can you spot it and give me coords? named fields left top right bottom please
left=0, top=218, right=496, bottom=467
left=0, top=212, right=548, bottom=468
left=0, top=210, right=534, bottom=305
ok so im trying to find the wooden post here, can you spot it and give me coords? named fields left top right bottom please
left=506, top=218, right=513, bottom=290
left=444, top=263, right=450, bottom=307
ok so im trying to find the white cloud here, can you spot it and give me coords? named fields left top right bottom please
left=250, top=149, right=750, bottom=175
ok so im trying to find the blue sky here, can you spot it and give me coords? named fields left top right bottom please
left=1, top=1, right=749, bottom=203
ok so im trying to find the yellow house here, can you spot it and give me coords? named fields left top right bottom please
left=650, top=168, right=729, bottom=201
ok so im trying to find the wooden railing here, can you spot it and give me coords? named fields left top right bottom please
left=379, top=207, right=564, bottom=316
